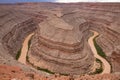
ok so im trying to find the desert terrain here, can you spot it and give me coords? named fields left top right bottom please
left=0, top=2, right=120, bottom=80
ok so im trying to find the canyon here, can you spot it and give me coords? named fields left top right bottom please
left=0, top=2, right=120, bottom=80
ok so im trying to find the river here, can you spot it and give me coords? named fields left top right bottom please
left=88, top=30, right=111, bottom=74
left=18, top=31, right=111, bottom=74
left=18, top=33, right=34, bottom=64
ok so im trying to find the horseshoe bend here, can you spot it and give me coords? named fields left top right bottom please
left=0, top=3, right=120, bottom=79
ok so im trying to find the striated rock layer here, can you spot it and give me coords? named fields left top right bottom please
left=0, top=3, right=120, bottom=75
left=0, top=5, right=48, bottom=75
left=60, top=5, right=120, bottom=73
left=28, top=15, right=94, bottom=75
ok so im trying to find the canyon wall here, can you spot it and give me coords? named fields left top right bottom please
left=0, top=8, right=38, bottom=58
left=0, top=3, right=120, bottom=75
left=61, top=7, right=120, bottom=73
left=0, top=7, right=48, bottom=75
left=28, top=14, right=94, bottom=75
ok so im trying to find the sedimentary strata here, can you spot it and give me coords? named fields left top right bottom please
left=0, top=6, right=48, bottom=75
left=0, top=3, right=120, bottom=76
left=61, top=6, right=120, bottom=73
left=28, top=14, right=94, bottom=75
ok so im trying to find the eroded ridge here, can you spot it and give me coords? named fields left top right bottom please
left=27, top=15, right=94, bottom=75
left=0, top=3, right=120, bottom=76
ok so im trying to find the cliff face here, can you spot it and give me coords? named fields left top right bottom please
left=28, top=14, right=94, bottom=75
left=2, top=19, right=37, bottom=57
left=61, top=6, right=120, bottom=73
left=0, top=3, right=120, bottom=76
left=0, top=7, right=37, bottom=58
left=27, top=3, right=120, bottom=74
left=0, top=7, right=48, bottom=75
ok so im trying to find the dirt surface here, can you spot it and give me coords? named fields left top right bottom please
left=18, top=33, right=34, bottom=64
left=0, top=2, right=120, bottom=77
left=0, top=64, right=120, bottom=80
left=88, top=30, right=111, bottom=74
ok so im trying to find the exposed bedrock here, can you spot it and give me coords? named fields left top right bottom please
left=0, top=8, right=40, bottom=72
left=2, top=19, right=37, bottom=57
left=28, top=15, right=94, bottom=75
left=0, top=8, right=53, bottom=76
left=61, top=9, right=120, bottom=73
left=0, top=3, right=120, bottom=75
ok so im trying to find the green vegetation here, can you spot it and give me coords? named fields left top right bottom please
left=96, top=58, right=102, bottom=63
left=16, top=48, right=22, bottom=60
left=90, top=58, right=103, bottom=75
left=60, top=73, right=69, bottom=76
left=91, top=35, right=106, bottom=74
left=27, top=55, right=69, bottom=76
left=92, top=34, right=112, bottom=74
left=26, top=35, right=33, bottom=63
left=110, top=62, right=112, bottom=73
left=26, top=55, right=29, bottom=62
left=16, top=34, right=33, bottom=60
left=37, top=67, right=54, bottom=74
left=95, top=58, right=103, bottom=74
left=28, top=38, right=32, bottom=50
left=95, top=68, right=103, bottom=74
left=93, top=36, right=106, bottom=59
left=37, top=67, right=69, bottom=76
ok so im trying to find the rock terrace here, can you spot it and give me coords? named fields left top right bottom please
left=28, top=14, right=94, bottom=74
left=0, top=2, right=120, bottom=79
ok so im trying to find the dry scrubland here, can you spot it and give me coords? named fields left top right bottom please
left=0, top=3, right=120, bottom=79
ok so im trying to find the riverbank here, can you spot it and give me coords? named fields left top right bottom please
left=88, top=30, right=111, bottom=74
left=18, top=33, right=34, bottom=64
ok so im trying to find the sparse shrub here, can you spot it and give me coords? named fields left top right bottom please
left=96, top=58, right=102, bottom=63
left=89, top=58, right=103, bottom=75
left=60, top=73, right=69, bottom=76
left=28, top=39, right=31, bottom=50
left=37, top=67, right=54, bottom=74
left=16, top=48, right=22, bottom=60
left=95, top=68, right=103, bottom=74
left=95, top=58, right=103, bottom=74
left=26, top=55, right=29, bottom=62
left=93, top=36, right=106, bottom=58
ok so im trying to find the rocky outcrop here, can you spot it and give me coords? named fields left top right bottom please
left=2, top=19, right=37, bottom=57
left=0, top=8, right=37, bottom=58
left=0, top=7, right=48, bottom=75
left=28, top=15, right=94, bottom=75
left=0, top=65, right=120, bottom=80
left=0, top=2, right=120, bottom=77
left=61, top=6, right=120, bottom=73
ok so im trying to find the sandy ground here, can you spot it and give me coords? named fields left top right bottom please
left=88, top=30, right=111, bottom=74
left=18, top=33, right=34, bottom=64
left=18, top=30, right=110, bottom=74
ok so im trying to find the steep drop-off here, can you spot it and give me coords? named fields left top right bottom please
left=0, top=3, right=120, bottom=77
left=28, top=15, right=94, bottom=75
